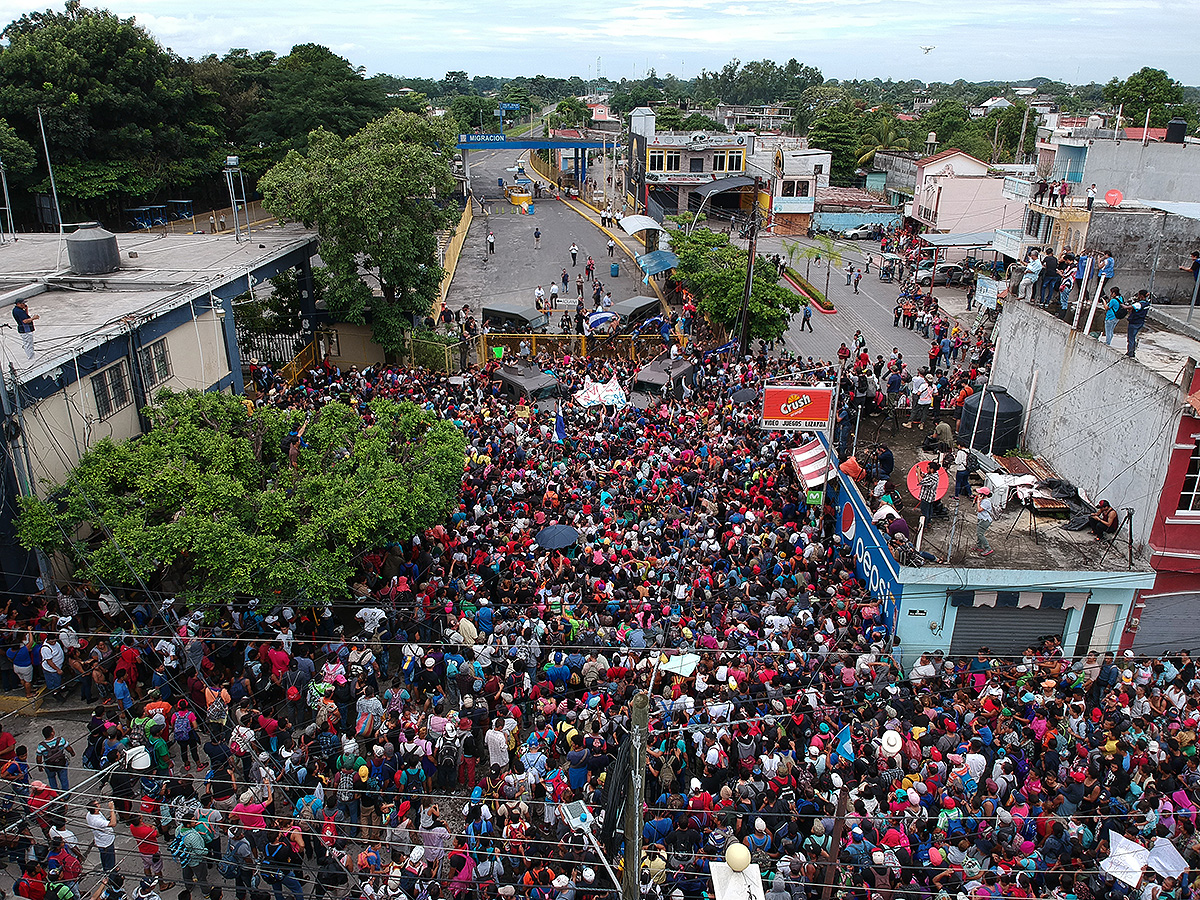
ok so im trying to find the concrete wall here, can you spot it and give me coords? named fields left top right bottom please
left=990, top=300, right=1184, bottom=551
left=22, top=308, right=233, bottom=488
left=814, top=211, right=902, bottom=231
left=1086, top=207, right=1200, bottom=303
left=1082, top=140, right=1200, bottom=205
left=923, top=177, right=1027, bottom=233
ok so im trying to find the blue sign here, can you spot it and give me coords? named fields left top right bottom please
left=825, top=438, right=903, bottom=632
left=499, top=102, right=522, bottom=111
left=458, top=133, right=506, bottom=143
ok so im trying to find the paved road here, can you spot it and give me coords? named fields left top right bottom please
left=737, top=231, right=975, bottom=367
left=446, top=147, right=655, bottom=324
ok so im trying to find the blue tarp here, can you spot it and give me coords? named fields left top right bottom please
left=636, top=249, right=679, bottom=276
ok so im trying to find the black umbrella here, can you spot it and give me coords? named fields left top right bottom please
left=535, top=524, right=579, bottom=549
left=731, top=387, right=759, bottom=404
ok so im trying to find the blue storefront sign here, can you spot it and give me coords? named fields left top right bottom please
left=833, top=461, right=903, bottom=634
left=458, top=133, right=506, bottom=143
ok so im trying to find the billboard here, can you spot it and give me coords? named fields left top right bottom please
left=761, top=384, right=835, bottom=431
left=835, top=457, right=903, bottom=634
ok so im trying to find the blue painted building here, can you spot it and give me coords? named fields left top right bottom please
left=815, top=436, right=1156, bottom=667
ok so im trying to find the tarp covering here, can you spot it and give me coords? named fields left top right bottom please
left=694, top=175, right=756, bottom=198
left=618, top=215, right=666, bottom=236
left=636, top=249, right=679, bottom=276
left=1135, top=199, right=1200, bottom=221
left=919, top=231, right=995, bottom=248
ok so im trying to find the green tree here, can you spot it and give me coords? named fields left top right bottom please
left=681, top=113, right=726, bottom=133
left=448, top=94, right=498, bottom=132
left=809, top=106, right=861, bottom=184
left=0, top=1, right=224, bottom=209
left=547, top=97, right=591, bottom=130
left=0, top=118, right=36, bottom=177
left=242, top=44, right=388, bottom=153
left=441, top=70, right=471, bottom=95
left=670, top=227, right=801, bottom=341
left=16, top=390, right=465, bottom=611
left=259, top=110, right=458, bottom=351
left=1104, top=67, right=1186, bottom=128
left=857, top=120, right=909, bottom=166
left=654, top=106, right=685, bottom=131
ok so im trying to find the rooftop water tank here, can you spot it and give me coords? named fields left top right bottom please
left=66, top=222, right=120, bottom=275
left=1166, top=118, right=1188, bottom=144
left=956, top=385, right=1024, bottom=454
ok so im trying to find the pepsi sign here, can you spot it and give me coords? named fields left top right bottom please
left=837, top=482, right=902, bottom=633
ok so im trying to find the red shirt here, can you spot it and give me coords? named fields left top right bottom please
left=129, top=822, right=160, bottom=855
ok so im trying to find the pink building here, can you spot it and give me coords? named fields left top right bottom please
left=907, top=149, right=1026, bottom=236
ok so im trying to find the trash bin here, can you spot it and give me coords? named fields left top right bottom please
left=611, top=263, right=620, bottom=278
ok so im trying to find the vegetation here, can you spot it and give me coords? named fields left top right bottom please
left=0, top=2, right=1196, bottom=213
left=670, top=227, right=802, bottom=341
left=16, top=391, right=466, bottom=610
left=259, top=111, right=459, bottom=351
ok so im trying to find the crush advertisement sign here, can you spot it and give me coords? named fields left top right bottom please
left=760, top=384, right=835, bottom=431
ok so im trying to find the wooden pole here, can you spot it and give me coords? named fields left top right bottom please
left=820, top=786, right=850, bottom=900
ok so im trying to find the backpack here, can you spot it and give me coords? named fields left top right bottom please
left=168, top=831, right=193, bottom=868
left=41, top=739, right=67, bottom=769
left=260, top=843, right=286, bottom=885
left=173, top=711, right=194, bottom=743
left=207, top=695, right=227, bottom=724
left=218, top=838, right=249, bottom=878
left=1116, top=304, right=1130, bottom=320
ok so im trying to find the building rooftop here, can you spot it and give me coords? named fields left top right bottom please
left=916, top=147, right=988, bottom=168
left=815, top=186, right=889, bottom=209
left=877, top=422, right=1151, bottom=573
left=0, top=226, right=317, bottom=382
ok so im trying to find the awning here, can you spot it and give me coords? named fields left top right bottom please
left=920, top=231, right=995, bottom=249
left=694, top=175, right=756, bottom=198
left=636, top=249, right=679, bottom=276
left=1135, top=199, right=1200, bottom=221
left=618, top=215, right=665, bottom=236
left=788, top=438, right=835, bottom=488
left=950, top=590, right=1089, bottom=610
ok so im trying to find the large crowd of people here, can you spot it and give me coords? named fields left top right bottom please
left=0, top=257, right=1192, bottom=900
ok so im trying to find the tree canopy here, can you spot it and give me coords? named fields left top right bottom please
left=0, top=1, right=222, bottom=210
left=669, top=227, right=801, bottom=342
left=259, top=110, right=458, bottom=351
left=1104, top=67, right=1185, bottom=128
left=17, top=391, right=465, bottom=610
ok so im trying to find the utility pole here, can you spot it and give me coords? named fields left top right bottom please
left=622, top=693, right=649, bottom=900
left=737, top=177, right=763, bottom=358
left=1016, top=105, right=1031, bottom=166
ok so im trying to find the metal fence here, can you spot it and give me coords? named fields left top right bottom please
left=478, top=332, right=666, bottom=363
left=235, top=324, right=306, bottom=367
left=408, top=334, right=468, bottom=373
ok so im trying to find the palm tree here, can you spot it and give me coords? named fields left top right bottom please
left=816, top=234, right=843, bottom=304
left=857, top=121, right=910, bottom=167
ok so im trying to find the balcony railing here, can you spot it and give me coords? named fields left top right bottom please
left=1003, top=176, right=1035, bottom=201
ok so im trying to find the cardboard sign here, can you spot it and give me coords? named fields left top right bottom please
left=761, top=384, right=835, bottom=431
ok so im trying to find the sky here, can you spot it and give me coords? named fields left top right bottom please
left=1, top=0, right=1196, bottom=86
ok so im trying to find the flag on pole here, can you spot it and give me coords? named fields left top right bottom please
left=833, top=725, right=855, bottom=762
left=554, top=411, right=567, bottom=444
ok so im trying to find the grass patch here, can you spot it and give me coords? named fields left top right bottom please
left=784, top=267, right=836, bottom=311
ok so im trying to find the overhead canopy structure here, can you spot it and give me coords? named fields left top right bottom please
left=636, top=249, right=679, bottom=276
left=694, top=175, right=756, bottom=198
left=1136, top=199, right=1200, bottom=220
left=618, top=215, right=665, bottom=237
left=919, top=231, right=995, bottom=249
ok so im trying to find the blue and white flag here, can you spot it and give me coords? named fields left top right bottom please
left=554, top=411, right=568, bottom=444
left=833, top=725, right=855, bottom=762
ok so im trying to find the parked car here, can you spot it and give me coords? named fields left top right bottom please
left=916, top=263, right=967, bottom=287
left=841, top=224, right=874, bottom=240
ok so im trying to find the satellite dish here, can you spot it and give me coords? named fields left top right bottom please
left=1105, top=189, right=1124, bottom=207
left=906, top=461, right=948, bottom=501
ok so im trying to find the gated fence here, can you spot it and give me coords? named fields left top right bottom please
left=478, top=332, right=666, bottom=363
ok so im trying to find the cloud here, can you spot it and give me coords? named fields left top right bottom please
left=0, top=0, right=1191, bottom=83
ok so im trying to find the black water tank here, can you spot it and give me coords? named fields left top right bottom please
left=65, top=222, right=120, bottom=275
left=957, top=385, right=1024, bottom=454
left=1166, top=118, right=1188, bottom=144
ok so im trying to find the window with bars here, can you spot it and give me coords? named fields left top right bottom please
left=1179, top=442, right=1200, bottom=513
left=93, top=362, right=132, bottom=419
left=139, top=339, right=172, bottom=388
